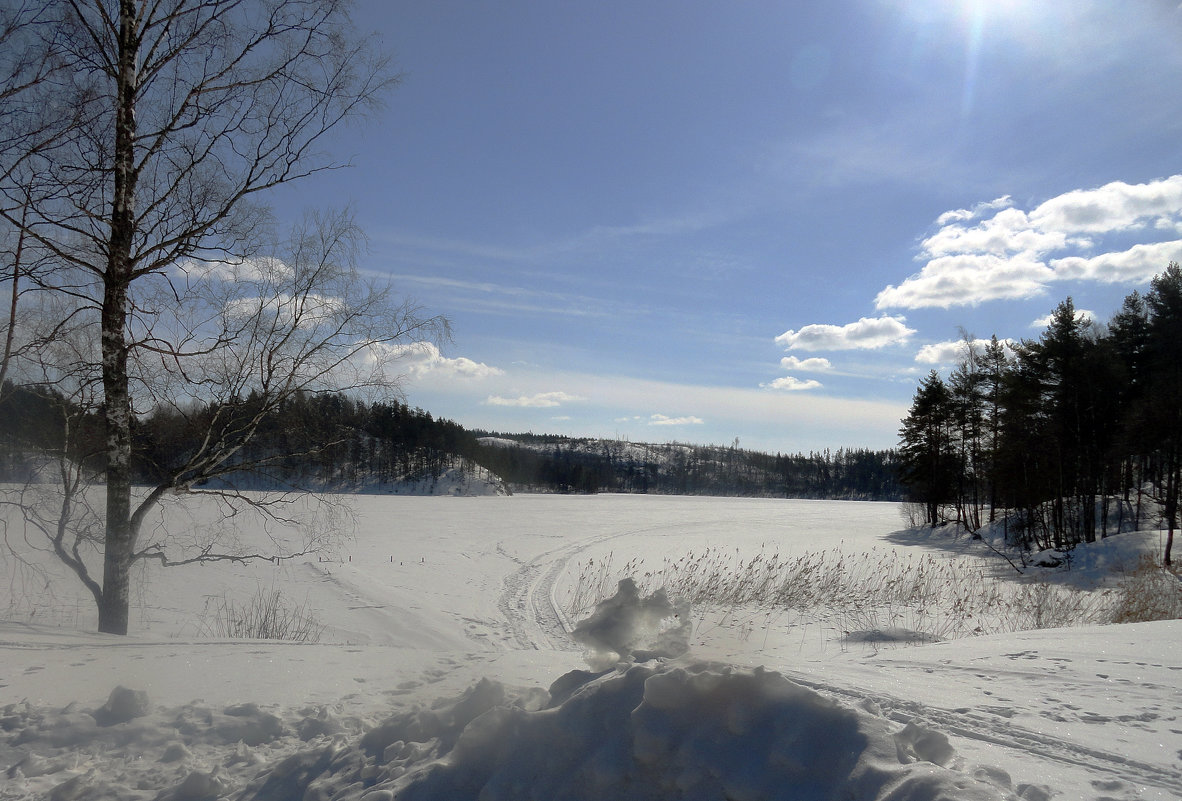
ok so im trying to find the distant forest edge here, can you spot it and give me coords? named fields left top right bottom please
left=0, top=386, right=900, bottom=501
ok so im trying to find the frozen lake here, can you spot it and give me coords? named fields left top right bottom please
left=3, top=493, right=903, bottom=645
left=2, top=491, right=1178, bottom=800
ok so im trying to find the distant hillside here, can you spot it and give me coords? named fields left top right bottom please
left=0, top=385, right=899, bottom=500
left=468, top=432, right=901, bottom=500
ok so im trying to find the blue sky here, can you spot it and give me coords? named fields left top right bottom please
left=276, top=0, right=1182, bottom=453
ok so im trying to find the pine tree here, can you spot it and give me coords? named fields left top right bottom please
left=1141, top=263, right=1182, bottom=564
left=899, top=371, right=957, bottom=527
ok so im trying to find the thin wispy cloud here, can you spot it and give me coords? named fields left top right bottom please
left=484, top=391, right=585, bottom=408
left=934, top=196, right=1014, bottom=226
left=648, top=413, right=705, bottom=426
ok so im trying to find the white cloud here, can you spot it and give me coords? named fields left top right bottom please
left=775, top=316, right=915, bottom=350
left=779, top=356, right=832, bottom=372
left=1031, top=308, right=1096, bottom=329
left=224, top=292, right=347, bottom=328
left=381, top=341, right=504, bottom=380
left=762, top=376, right=823, bottom=391
left=920, top=208, right=1070, bottom=259
left=914, top=341, right=967, bottom=365
left=934, top=195, right=1013, bottom=226
left=876, top=253, right=1055, bottom=309
left=880, top=175, right=1182, bottom=309
left=1050, top=240, right=1182, bottom=284
left=1029, top=175, right=1182, bottom=234
left=181, top=256, right=292, bottom=283
left=648, top=414, right=704, bottom=426
left=914, top=338, right=1017, bottom=365
left=484, top=391, right=584, bottom=408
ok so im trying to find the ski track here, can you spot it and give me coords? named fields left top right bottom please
left=495, top=541, right=583, bottom=651
left=494, top=519, right=717, bottom=652
left=790, top=673, right=1182, bottom=798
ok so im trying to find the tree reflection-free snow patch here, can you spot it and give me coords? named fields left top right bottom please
left=242, top=663, right=1013, bottom=801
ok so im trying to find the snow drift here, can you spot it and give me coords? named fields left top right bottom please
left=237, top=661, right=1022, bottom=801
left=570, top=578, right=692, bottom=669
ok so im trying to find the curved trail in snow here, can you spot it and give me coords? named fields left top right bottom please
left=494, top=516, right=726, bottom=652
left=494, top=532, right=611, bottom=651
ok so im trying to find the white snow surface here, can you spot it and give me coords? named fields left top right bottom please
left=1, top=494, right=1178, bottom=800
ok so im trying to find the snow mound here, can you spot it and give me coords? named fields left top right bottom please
left=2, top=688, right=320, bottom=800
left=239, top=662, right=1017, bottom=801
left=571, top=578, right=691, bottom=669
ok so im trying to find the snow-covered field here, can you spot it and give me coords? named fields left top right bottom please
left=1, top=494, right=1178, bottom=800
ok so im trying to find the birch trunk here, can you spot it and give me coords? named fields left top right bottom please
left=97, top=1, right=139, bottom=635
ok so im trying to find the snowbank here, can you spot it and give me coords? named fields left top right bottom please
left=237, top=661, right=1019, bottom=801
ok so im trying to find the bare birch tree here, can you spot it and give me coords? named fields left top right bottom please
left=0, top=0, right=442, bottom=634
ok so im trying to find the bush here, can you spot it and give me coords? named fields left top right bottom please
left=201, top=585, right=325, bottom=642
left=1109, top=556, right=1182, bottom=623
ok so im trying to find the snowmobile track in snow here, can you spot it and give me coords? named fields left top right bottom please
left=495, top=519, right=711, bottom=652
left=495, top=537, right=600, bottom=651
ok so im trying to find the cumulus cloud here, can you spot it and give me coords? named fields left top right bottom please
left=1050, top=240, right=1182, bottom=283
left=875, top=253, right=1055, bottom=309
left=775, top=316, right=915, bottom=350
left=919, top=208, right=1071, bottom=259
left=878, top=175, right=1182, bottom=310
left=762, top=376, right=823, bottom=391
left=913, top=341, right=966, bottom=365
left=779, top=356, right=832, bottom=372
left=380, top=342, right=504, bottom=380
left=648, top=414, right=704, bottom=426
left=1029, top=175, right=1182, bottom=234
left=484, top=391, right=584, bottom=408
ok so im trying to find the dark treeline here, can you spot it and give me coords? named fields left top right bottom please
left=0, top=389, right=474, bottom=490
left=0, top=387, right=900, bottom=500
left=469, top=435, right=901, bottom=500
left=898, top=264, right=1181, bottom=564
